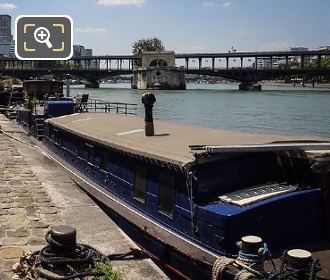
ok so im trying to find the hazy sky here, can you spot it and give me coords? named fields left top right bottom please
left=2, top=0, right=330, bottom=55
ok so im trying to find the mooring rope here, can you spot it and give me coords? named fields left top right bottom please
left=13, top=229, right=146, bottom=280
left=212, top=257, right=236, bottom=280
left=212, top=243, right=276, bottom=280
left=185, top=168, right=196, bottom=236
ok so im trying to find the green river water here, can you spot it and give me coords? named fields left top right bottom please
left=69, top=83, right=330, bottom=138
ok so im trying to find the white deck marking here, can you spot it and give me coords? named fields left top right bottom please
left=56, top=113, right=80, bottom=119
left=116, top=129, right=144, bottom=136
left=71, top=117, right=92, bottom=123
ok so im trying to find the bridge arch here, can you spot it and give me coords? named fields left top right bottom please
left=149, top=59, right=168, bottom=67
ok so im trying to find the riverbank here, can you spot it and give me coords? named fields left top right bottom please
left=0, top=115, right=168, bottom=280
left=260, top=80, right=330, bottom=89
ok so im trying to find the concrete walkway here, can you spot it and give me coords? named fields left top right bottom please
left=0, top=115, right=169, bottom=280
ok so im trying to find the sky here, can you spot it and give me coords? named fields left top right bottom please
left=1, top=0, right=330, bottom=55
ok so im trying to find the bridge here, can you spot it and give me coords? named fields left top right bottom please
left=1, top=50, right=330, bottom=86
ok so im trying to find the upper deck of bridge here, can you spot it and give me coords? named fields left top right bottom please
left=1, top=50, right=330, bottom=61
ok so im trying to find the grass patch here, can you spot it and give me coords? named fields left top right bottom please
left=93, top=261, right=124, bottom=280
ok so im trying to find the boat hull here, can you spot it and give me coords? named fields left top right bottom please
left=41, top=114, right=330, bottom=279
left=41, top=143, right=217, bottom=279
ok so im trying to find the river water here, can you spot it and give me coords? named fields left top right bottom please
left=70, top=83, right=330, bottom=138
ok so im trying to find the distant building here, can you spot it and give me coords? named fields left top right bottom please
left=256, top=58, right=272, bottom=69
left=73, top=44, right=86, bottom=57
left=10, top=40, right=15, bottom=56
left=288, top=47, right=310, bottom=65
left=0, top=41, right=15, bottom=57
left=316, top=46, right=330, bottom=51
left=73, top=45, right=93, bottom=57
left=85, top=49, right=93, bottom=56
left=73, top=44, right=98, bottom=69
left=0, top=15, right=15, bottom=57
left=290, top=47, right=309, bottom=52
left=0, top=43, right=11, bottom=55
left=0, top=15, right=12, bottom=44
left=253, top=57, right=282, bottom=69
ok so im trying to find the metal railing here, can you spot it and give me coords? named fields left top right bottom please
left=87, top=98, right=137, bottom=115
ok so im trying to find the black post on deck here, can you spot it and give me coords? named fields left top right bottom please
left=141, top=93, right=156, bottom=136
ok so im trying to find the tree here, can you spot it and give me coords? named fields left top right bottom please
left=34, top=60, right=57, bottom=68
left=307, top=56, right=330, bottom=68
left=132, top=37, right=165, bottom=55
left=320, top=56, right=330, bottom=68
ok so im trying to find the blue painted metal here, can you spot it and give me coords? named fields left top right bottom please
left=45, top=101, right=75, bottom=118
left=42, top=119, right=327, bottom=279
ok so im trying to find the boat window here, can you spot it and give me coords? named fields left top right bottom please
left=133, top=166, right=146, bottom=203
left=85, top=143, right=94, bottom=164
left=55, top=130, right=62, bottom=145
left=99, top=154, right=108, bottom=171
left=159, top=172, right=175, bottom=216
left=77, top=142, right=84, bottom=157
left=50, top=128, right=57, bottom=141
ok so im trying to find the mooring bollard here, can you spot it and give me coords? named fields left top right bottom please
left=212, top=235, right=267, bottom=280
left=236, top=235, right=266, bottom=274
left=237, top=235, right=264, bottom=256
left=47, top=225, right=77, bottom=255
left=141, top=92, right=156, bottom=136
left=286, top=249, right=313, bottom=269
left=275, top=249, right=322, bottom=280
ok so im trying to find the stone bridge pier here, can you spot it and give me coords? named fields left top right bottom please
left=132, top=51, right=186, bottom=90
left=238, top=81, right=262, bottom=90
left=85, top=79, right=100, bottom=88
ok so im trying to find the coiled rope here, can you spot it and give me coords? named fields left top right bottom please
left=212, top=257, right=236, bottom=280
left=212, top=243, right=274, bottom=280
left=13, top=230, right=145, bottom=280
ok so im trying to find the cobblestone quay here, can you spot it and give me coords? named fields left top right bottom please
left=0, top=115, right=168, bottom=280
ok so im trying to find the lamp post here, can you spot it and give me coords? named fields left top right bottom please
left=65, top=74, right=72, bottom=98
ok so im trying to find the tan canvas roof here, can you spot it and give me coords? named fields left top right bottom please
left=48, top=113, right=325, bottom=168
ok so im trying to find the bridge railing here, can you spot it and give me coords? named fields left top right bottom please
left=87, top=98, right=137, bottom=115
left=184, top=66, right=330, bottom=71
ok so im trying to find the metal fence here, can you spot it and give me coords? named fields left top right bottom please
left=87, top=98, right=137, bottom=115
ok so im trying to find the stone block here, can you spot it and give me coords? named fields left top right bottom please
left=0, top=247, right=24, bottom=259
left=7, top=228, right=30, bottom=238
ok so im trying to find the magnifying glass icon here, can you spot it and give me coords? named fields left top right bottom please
left=34, top=27, right=53, bottom=49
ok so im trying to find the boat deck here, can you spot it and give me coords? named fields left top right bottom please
left=47, top=113, right=327, bottom=168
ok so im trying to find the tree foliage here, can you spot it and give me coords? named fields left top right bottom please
left=277, top=56, right=330, bottom=70
left=34, top=60, right=57, bottom=68
left=132, top=37, right=165, bottom=55
left=308, top=56, right=330, bottom=68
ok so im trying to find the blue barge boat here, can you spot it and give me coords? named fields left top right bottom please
left=42, top=112, right=330, bottom=279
